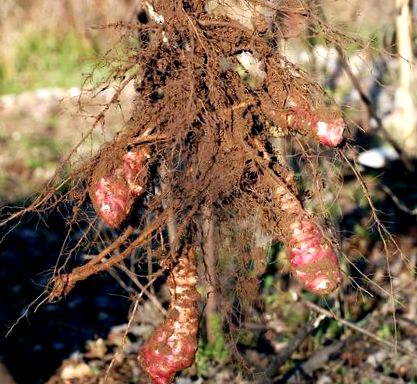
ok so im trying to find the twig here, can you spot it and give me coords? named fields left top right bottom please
left=103, top=269, right=165, bottom=383
left=103, top=296, right=141, bottom=383
left=335, top=45, right=414, bottom=172
left=256, top=314, right=326, bottom=383
left=117, top=263, right=167, bottom=315
left=201, top=205, right=218, bottom=344
left=380, top=184, right=417, bottom=216
left=304, top=300, right=417, bottom=360
left=300, top=340, right=345, bottom=376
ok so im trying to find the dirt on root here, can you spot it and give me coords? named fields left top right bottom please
left=1, top=1, right=360, bottom=383
left=64, top=0, right=345, bottom=243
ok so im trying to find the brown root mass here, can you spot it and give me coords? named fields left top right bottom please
left=85, top=0, right=345, bottom=233
left=19, top=0, right=348, bottom=381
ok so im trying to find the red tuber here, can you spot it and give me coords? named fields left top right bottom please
left=314, top=118, right=345, bottom=147
left=90, top=147, right=149, bottom=228
left=274, top=183, right=342, bottom=295
left=138, top=248, right=199, bottom=384
left=287, top=215, right=341, bottom=294
left=286, top=100, right=345, bottom=147
left=92, top=176, right=131, bottom=228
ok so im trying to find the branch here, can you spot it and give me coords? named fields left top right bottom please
left=48, top=211, right=169, bottom=301
left=304, top=300, right=417, bottom=360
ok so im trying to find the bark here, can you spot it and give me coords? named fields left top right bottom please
left=395, top=0, right=416, bottom=155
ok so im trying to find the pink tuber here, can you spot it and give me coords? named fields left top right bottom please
left=287, top=215, right=341, bottom=294
left=274, top=183, right=342, bottom=295
left=138, top=249, right=199, bottom=384
left=92, top=176, right=131, bottom=228
left=90, top=146, right=150, bottom=228
left=314, top=118, right=345, bottom=147
left=286, top=101, right=345, bottom=147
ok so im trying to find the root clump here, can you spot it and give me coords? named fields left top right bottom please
left=6, top=1, right=349, bottom=383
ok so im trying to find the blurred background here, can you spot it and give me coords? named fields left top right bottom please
left=0, top=1, right=417, bottom=383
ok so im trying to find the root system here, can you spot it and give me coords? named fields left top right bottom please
left=1, top=1, right=353, bottom=382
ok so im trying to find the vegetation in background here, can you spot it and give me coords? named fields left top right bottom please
left=0, top=28, right=98, bottom=94
left=196, top=313, right=229, bottom=376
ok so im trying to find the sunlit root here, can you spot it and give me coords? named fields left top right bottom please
left=89, top=146, right=150, bottom=227
left=138, top=248, right=199, bottom=384
left=274, top=182, right=342, bottom=294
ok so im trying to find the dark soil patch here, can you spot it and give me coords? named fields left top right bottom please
left=0, top=207, right=131, bottom=384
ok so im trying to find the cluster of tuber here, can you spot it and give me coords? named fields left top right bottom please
left=75, top=1, right=349, bottom=383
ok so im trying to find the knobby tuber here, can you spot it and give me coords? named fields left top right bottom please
left=273, top=182, right=342, bottom=295
left=138, top=248, right=199, bottom=384
left=89, top=146, right=150, bottom=227
left=288, top=216, right=341, bottom=294
left=286, top=101, right=345, bottom=147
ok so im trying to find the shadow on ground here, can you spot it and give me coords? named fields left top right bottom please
left=0, top=203, right=131, bottom=384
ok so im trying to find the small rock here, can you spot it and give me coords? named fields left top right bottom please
left=61, top=362, right=93, bottom=380
left=317, top=374, right=333, bottom=384
left=366, top=350, right=388, bottom=368
left=85, top=338, right=107, bottom=359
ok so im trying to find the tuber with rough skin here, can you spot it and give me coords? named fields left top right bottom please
left=287, top=215, right=341, bottom=294
left=287, top=101, right=345, bottom=147
left=91, top=176, right=131, bottom=228
left=274, top=182, right=342, bottom=295
left=259, top=89, right=345, bottom=146
left=90, top=146, right=149, bottom=227
left=138, top=248, right=199, bottom=384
